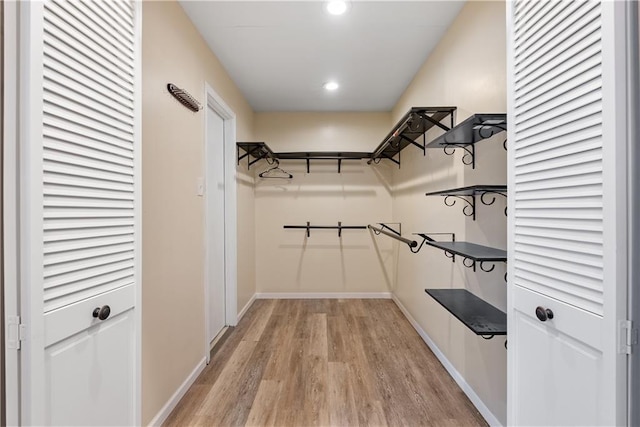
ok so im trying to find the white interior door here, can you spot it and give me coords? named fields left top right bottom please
left=507, top=1, right=629, bottom=425
left=206, top=105, right=226, bottom=344
left=20, top=1, right=140, bottom=425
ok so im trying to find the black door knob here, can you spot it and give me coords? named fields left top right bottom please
left=92, top=305, right=111, bottom=321
left=535, top=306, right=554, bottom=322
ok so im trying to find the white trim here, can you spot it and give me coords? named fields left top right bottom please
left=133, top=2, right=143, bottom=424
left=601, top=2, right=630, bottom=424
left=146, top=357, right=207, bottom=427
left=20, top=2, right=46, bottom=423
left=3, top=1, right=20, bottom=424
left=237, top=294, right=256, bottom=322
left=255, top=292, right=392, bottom=299
left=391, top=295, right=501, bottom=427
left=203, top=83, right=238, bottom=366
left=505, top=2, right=516, bottom=425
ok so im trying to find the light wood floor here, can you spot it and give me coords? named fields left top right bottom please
left=164, top=299, right=487, bottom=427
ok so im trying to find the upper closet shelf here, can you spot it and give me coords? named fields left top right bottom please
left=425, top=185, right=507, bottom=220
left=237, top=142, right=371, bottom=173
left=237, top=142, right=274, bottom=169
left=425, top=113, right=507, bottom=169
left=369, top=107, right=457, bottom=167
left=277, top=152, right=372, bottom=173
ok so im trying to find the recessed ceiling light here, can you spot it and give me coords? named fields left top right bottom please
left=324, top=81, right=339, bottom=91
left=326, top=1, right=348, bottom=16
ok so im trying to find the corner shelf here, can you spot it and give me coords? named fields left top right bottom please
left=425, top=185, right=507, bottom=220
left=237, top=142, right=275, bottom=169
left=415, top=233, right=506, bottom=273
left=369, top=107, right=457, bottom=167
left=425, top=113, right=507, bottom=169
left=425, top=289, right=507, bottom=338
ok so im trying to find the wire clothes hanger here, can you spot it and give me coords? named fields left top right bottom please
left=258, top=158, right=293, bottom=179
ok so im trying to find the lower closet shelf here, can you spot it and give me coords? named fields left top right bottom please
left=425, top=288, right=507, bottom=336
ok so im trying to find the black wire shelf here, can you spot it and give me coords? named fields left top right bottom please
left=425, top=288, right=507, bottom=338
left=425, top=185, right=507, bottom=220
left=425, top=113, right=507, bottom=169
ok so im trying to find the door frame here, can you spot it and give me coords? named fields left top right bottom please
left=628, top=1, right=640, bottom=424
left=8, top=2, right=143, bottom=424
left=203, top=83, right=237, bottom=363
left=3, top=1, right=20, bottom=425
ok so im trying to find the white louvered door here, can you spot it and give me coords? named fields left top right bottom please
left=507, top=1, right=629, bottom=425
left=20, top=0, right=140, bottom=425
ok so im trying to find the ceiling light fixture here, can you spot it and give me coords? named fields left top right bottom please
left=323, top=81, right=339, bottom=91
left=326, top=1, right=348, bottom=16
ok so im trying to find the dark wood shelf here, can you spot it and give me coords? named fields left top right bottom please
left=425, top=288, right=506, bottom=336
left=425, top=114, right=506, bottom=148
left=425, top=113, right=507, bottom=169
left=416, top=236, right=506, bottom=262
left=425, top=185, right=507, bottom=197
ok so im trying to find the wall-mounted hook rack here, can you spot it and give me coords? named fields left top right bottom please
left=283, top=222, right=367, bottom=237
left=425, top=185, right=507, bottom=220
left=167, top=83, right=202, bottom=112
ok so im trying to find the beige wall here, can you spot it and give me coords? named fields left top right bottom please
left=253, top=113, right=395, bottom=294
left=141, top=1, right=255, bottom=423
left=389, top=2, right=507, bottom=424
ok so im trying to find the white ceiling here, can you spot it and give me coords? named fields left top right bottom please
left=179, top=1, right=465, bottom=112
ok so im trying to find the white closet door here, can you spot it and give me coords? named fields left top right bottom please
left=20, top=1, right=141, bottom=425
left=507, top=0, right=628, bottom=425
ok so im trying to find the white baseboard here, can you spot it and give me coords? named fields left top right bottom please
left=391, top=295, right=502, bottom=427
left=255, top=292, right=392, bottom=299
left=237, top=293, right=257, bottom=322
left=147, top=357, right=207, bottom=426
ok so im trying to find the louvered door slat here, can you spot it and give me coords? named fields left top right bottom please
left=44, top=226, right=135, bottom=243
left=42, top=0, right=136, bottom=313
left=514, top=2, right=599, bottom=69
left=66, top=1, right=134, bottom=58
left=45, top=2, right=134, bottom=76
left=513, top=0, right=604, bottom=315
left=515, top=28, right=600, bottom=93
left=94, top=0, right=135, bottom=33
left=44, top=138, right=134, bottom=169
left=44, top=31, right=135, bottom=98
left=514, top=1, right=591, bottom=55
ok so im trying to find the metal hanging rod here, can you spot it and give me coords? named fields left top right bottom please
left=167, top=83, right=202, bottom=112
left=283, top=221, right=367, bottom=237
left=368, top=224, right=419, bottom=250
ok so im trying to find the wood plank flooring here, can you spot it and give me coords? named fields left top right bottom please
left=164, top=299, right=487, bottom=427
